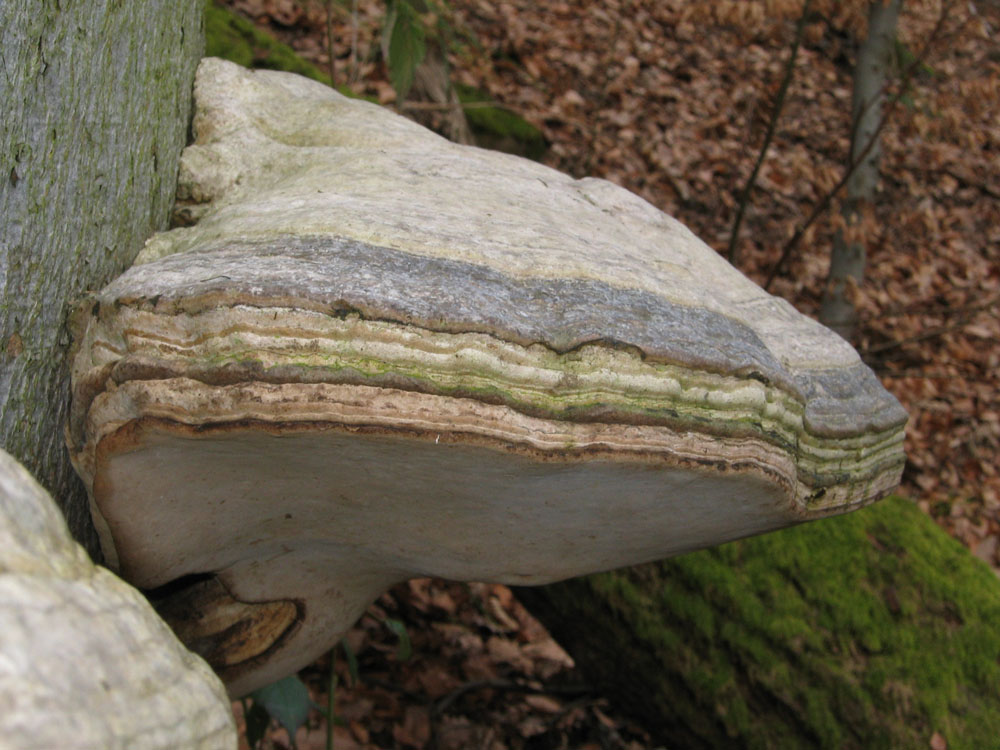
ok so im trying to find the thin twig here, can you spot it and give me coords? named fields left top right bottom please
left=361, top=676, right=426, bottom=702
left=326, top=645, right=336, bottom=750
left=860, top=291, right=1000, bottom=321
left=350, top=0, right=359, bottom=83
left=546, top=695, right=603, bottom=727
left=727, top=0, right=812, bottom=264
left=398, top=99, right=522, bottom=112
left=431, top=679, right=590, bottom=717
left=873, top=369, right=994, bottom=381
left=894, top=163, right=1000, bottom=200
left=326, top=0, right=337, bottom=86
left=763, top=3, right=954, bottom=290
left=862, top=309, right=997, bottom=356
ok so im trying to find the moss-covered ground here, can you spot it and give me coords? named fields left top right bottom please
left=204, top=1, right=545, bottom=157
left=455, top=83, right=547, bottom=160
left=204, top=0, right=333, bottom=86
left=518, top=496, right=1000, bottom=749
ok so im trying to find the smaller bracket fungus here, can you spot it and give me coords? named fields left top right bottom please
left=68, top=58, right=906, bottom=697
left=0, top=450, right=236, bottom=747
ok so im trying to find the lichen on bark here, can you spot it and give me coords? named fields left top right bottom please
left=0, top=0, right=204, bottom=554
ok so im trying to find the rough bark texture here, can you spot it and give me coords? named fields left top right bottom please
left=820, top=0, right=901, bottom=338
left=515, top=496, right=1000, bottom=750
left=0, top=0, right=204, bottom=555
left=0, top=448, right=236, bottom=749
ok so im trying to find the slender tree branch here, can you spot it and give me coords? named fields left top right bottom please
left=763, top=3, right=953, bottom=291
left=894, top=163, right=1000, bottom=200
left=727, top=0, right=812, bottom=264
left=398, top=99, right=522, bottom=112
left=326, top=645, right=337, bottom=750
left=350, top=0, right=360, bottom=83
left=326, top=0, right=337, bottom=86
left=862, top=302, right=998, bottom=356
left=861, top=291, right=1000, bottom=321
left=874, top=369, right=994, bottom=382
left=431, top=678, right=590, bottom=717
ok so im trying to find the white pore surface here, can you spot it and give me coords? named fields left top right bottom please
left=99, top=427, right=789, bottom=694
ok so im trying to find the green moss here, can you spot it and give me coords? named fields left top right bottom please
left=203, top=1, right=379, bottom=104
left=203, top=3, right=546, bottom=158
left=204, top=0, right=332, bottom=85
left=455, top=84, right=547, bottom=160
left=519, top=497, right=1000, bottom=749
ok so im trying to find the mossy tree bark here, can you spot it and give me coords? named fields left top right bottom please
left=0, top=0, right=204, bottom=555
left=516, top=498, right=1000, bottom=750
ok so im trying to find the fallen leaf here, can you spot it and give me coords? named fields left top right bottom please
left=523, top=693, right=562, bottom=713
left=393, top=705, right=431, bottom=749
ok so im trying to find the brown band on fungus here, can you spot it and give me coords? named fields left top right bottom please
left=152, top=574, right=302, bottom=672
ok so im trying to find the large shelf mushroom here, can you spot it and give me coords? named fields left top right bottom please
left=68, top=58, right=906, bottom=697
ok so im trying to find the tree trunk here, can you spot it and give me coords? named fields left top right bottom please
left=0, top=0, right=204, bottom=556
left=820, top=0, right=901, bottom=339
left=515, top=497, right=1000, bottom=749
left=0, top=7, right=238, bottom=746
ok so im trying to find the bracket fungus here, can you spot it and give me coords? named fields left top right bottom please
left=0, top=449, right=236, bottom=747
left=68, top=58, right=906, bottom=696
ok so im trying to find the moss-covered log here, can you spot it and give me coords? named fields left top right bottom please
left=515, top=497, right=1000, bottom=750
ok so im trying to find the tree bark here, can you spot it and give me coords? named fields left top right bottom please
left=0, top=0, right=204, bottom=556
left=516, top=497, right=1000, bottom=749
left=820, top=0, right=901, bottom=339
left=0, top=8, right=238, bottom=746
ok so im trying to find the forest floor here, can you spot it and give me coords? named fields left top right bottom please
left=216, top=1, right=999, bottom=748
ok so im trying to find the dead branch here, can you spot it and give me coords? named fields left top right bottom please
left=763, top=2, right=955, bottom=291
left=862, top=304, right=998, bottom=356
left=727, top=0, right=812, bottom=265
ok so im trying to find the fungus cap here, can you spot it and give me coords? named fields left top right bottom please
left=68, top=58, right=906, bottom=696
